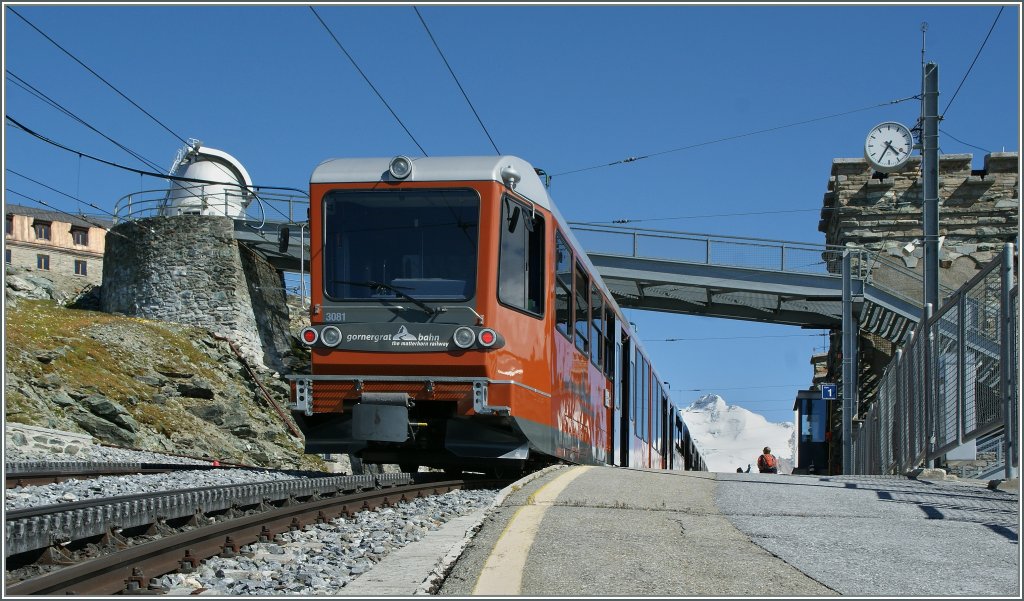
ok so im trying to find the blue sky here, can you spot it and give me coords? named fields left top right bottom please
left=4, top=3, right=1020, bottom=421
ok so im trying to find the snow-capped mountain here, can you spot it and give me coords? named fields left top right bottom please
left=681, top=394, right=796, bottom=473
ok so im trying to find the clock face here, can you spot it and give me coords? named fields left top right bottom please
left=865, top=122, right=914, bottom=172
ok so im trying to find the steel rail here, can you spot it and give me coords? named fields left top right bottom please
left=6, top=478, right=502, bottom=595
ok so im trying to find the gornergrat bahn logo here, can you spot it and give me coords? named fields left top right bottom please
left=342, top=325, right=446, bottom=349
left=391, top=325, right=445, bottom=348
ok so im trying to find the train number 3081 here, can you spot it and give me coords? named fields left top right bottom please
left=324, top=312, right=346, bottom=322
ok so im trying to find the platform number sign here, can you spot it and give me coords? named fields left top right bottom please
left=821, top=384, right=837, bottom=401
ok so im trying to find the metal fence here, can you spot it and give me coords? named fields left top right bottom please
left=113, top=185, right=308, bottom=226
left=852, top=245, right=1019, bottom=477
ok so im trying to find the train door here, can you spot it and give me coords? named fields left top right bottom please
left=660, top=389, right=669, bottom=469
left=618, top=330, right=631, bottom=467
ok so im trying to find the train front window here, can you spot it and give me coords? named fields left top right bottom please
left=323, top=189, right=479, bottom=300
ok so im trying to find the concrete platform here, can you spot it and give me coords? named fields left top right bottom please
left=338, top=465, right=1019, bottom=596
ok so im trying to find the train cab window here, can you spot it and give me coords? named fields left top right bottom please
left=589, top=285, right=603, bottom=368
left=573, top=261, right=589, bottom=355
left=499, top=196, right=545, bottom=316
left=323, top=189, right=479, bottom=301
left=555, top=232, right=573, bottom=341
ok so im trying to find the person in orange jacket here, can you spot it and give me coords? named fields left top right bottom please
left=757, top=446, right=778, bottom=473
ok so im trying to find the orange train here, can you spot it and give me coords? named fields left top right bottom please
left=291, top=155, right=690, bottom=474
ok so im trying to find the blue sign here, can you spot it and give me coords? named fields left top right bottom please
left=821, top=384, right=837, bottom=400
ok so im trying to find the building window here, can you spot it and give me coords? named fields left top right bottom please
left=74, top=259, right=88, bottom=276
left=5, top=249, right=10, bottom=264
left=33, top=221, right=52, bottom=241
left=37, top=254, right=50, bottom=270
left=5, top=215, right=12, bottom=236
left=71, top=227, right=89, bottom=246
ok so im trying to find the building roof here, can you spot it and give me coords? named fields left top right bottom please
left=4, top=203, right=113, bottom=230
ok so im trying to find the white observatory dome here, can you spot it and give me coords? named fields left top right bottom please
left=162, top=141, right=254, bottom=218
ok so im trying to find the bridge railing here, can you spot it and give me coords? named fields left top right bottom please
left=852, top=245, right=1018, bottom=477
left=570, top=223, right=847, bottom=275
left=113, top=186, right=308, bottom=226
left=569, top=223, right=953, bottom=310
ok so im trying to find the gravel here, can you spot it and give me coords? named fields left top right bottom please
left=4, top=441, right=499, bottom=594
left=154, top=489, right=496, bottom=595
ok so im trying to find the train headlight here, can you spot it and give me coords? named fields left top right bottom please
left=300, top=327, right=319, bottom=346
left=453, top=326, right=475, bottom=349
left=478, top=328, right=498, bottom=348
left=389, top=155, right=413, bottom=180
left=320, top=325, right=342, bottom=347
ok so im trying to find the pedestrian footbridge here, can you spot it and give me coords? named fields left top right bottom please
left=569, top=223, right=941, bottom=345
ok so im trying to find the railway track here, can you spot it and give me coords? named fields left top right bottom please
left=4, top=461, right=241, bottom=489
left=5, top=472, right=505, bottom=595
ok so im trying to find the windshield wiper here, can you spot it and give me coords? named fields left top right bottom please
left=335, top=280, right=438, bottom=316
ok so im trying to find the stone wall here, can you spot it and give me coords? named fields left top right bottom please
left=6, top=243, right=103, bottom=286
left=5, top=423, right=95, bottom=457
left=239, top=244, right=296, bottom=370
left=815, top=152, right=1018, bottom=473
left=101, top=215, right=289, bottom=371
left=819, top=152, right=1018, bottom=297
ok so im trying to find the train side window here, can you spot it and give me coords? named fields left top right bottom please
left=589, top=285, right=603, bottom=368
left=573, top=260, right=589, bottom=355
left=555, top=232, right=573, bottom=341
left=604, top=310, right=616, bottom=378
left=499, top=196, right=545, bottom=317
left=632, top=348, right=640, bottom=432
left=654, top=384, right=664, bottom=452
left=641, top=357, right=649, bottom=442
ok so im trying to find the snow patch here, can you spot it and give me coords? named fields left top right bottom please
left=682, top=394, right=795, bottom=473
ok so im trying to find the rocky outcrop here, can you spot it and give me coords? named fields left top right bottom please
left=5, top=269, right=319, bottom=470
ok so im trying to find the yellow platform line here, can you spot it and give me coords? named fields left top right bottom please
left=472, top=466, right=591, bottom=595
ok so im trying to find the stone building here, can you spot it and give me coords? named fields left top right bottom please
left=4, top=204, right=111, bottom=285
left=814, top=151, right=1019, bottom=471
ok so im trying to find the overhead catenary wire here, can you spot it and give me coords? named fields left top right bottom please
left=309, top=6, right=427, bottom=156
left=413, top=6, right=500, bottom=155
left=6, top=70, right=166, bottom=174
left=7, top=168, right=138, bottom=224
left=646, top=334, right=821, bottom=342
left=550, top=94, right=921, bottom=178
left=940, top=128, right=991, bottom=154
left=7, top=6, right=190, bottom=148
left=569, top=207, right=834, bottom=226
left=4, top=15, right=264, bottom=219
left=940, top=6, right=1004, bottom=119
left=5, top=116, right=305, bottom=194
left=5, top=188, right=134, bottom=241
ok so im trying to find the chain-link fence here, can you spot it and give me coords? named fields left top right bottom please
left=852, top=246, right=1018, bottom=476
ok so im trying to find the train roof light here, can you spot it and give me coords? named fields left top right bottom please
left=300, top=327, right=319, bottom=346
left=500, top=164, right=521, bottom=190
left=453, top=326, right=475, bottom=349
left=389, top=155, right=413, bottom=180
